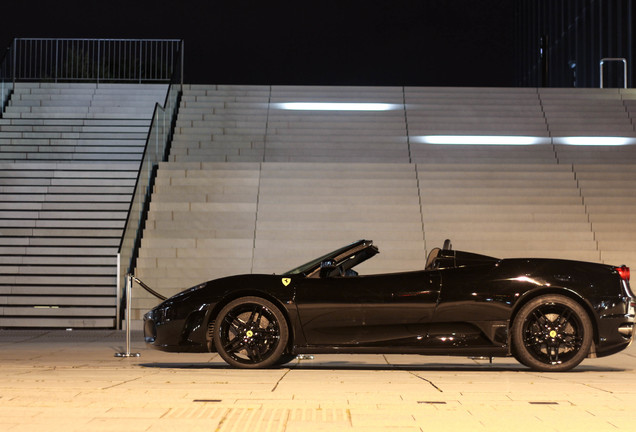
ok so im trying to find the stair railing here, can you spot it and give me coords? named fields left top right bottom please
left=11, top=38, right=183, bottom=84
left=115, top=43, right=184, bottom=328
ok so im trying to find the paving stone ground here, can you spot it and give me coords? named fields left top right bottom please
left=0, top=329, right=635, bottom=431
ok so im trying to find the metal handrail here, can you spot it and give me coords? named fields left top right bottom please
left=600, top=58, right=627, bottom=88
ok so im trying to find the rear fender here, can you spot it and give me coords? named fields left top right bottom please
left=508, top=287, right=600, bottom=349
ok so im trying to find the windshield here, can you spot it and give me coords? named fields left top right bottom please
left=282, top=240, right=371, bottom=276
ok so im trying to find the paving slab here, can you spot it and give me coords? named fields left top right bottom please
left=0, top=329, right=634, bottom=431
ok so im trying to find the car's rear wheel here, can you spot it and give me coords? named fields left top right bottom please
left=213, top=296, right=288, bottom=368
left=511, top=294, right=592, bottom=372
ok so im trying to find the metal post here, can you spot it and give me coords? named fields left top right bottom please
left=12, top=39, right=16, bottom=86
left=156, top=109, right=161, bottom=161
left=115, top=274, right=140, bottom=358
left=180, top=40, right=184, bottom=92
left=97, top=40, right=100, bottom=85
left=54, top=40, right=58, bottom=83
left=139, top=41, right=143, bottom=84
left=116, top=253, right=121, bottom=330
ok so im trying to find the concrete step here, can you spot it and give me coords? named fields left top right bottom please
left=473, top=249, right=602, bottom=262
left=422, top=212, right=588, bottom=223
left=0, top=317, right=116, bottom=328
left=425, top=231, right=594, bottom=241
left=431, top=239, right=598, bottom=252
left=600, top=251, right=636, bottom=269
left=423, top=221, right=592, bottom=232
left=421, top=195, right=582, bottom=204
left=421, top=204, right=585, bottom=215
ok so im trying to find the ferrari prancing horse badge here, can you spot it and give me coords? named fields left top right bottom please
left=281, top=278, right=291, bottom=286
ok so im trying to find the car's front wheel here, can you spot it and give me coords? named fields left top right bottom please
left=213, top=296, right=289, bottom=368
left=511, top=294, right=593, bottom=372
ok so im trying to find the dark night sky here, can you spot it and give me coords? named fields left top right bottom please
left=1, top=1, right=514, bottom=86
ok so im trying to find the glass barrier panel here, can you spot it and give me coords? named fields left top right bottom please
left=117, top=79, right=181, bottom=325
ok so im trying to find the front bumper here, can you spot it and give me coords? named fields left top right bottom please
left=143, top=308, right=210, bottom=353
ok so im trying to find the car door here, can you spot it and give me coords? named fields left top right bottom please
left=428, top=264, right=510, bottom=347
left=356, top=270, right=441, bottom=345
left=294, top=270, right=441, bottom=346
left=294, top=277, right=366, bottom=345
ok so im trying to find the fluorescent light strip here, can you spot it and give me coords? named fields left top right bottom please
left=277, top=102, right=400, bottom=111
left=557, top=136, right=634, bottom=146
left=417, top=135, right=636, bottom=146
left=417, top=135, right=544, bottom=145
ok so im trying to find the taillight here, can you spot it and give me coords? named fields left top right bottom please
left=616, top=266, right=630, bottom=281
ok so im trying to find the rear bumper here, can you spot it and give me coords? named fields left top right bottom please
left=595, top=297, right=635, bottom=357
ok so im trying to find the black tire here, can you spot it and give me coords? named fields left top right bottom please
left=213, top=296, right=289, bottom=368
left=511, top=294, right=593, bottom=372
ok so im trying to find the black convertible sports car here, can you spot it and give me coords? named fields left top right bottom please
left=144, top=239, right=635, bottom=372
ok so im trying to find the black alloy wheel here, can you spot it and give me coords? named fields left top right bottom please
left=213, top=296, right=289, bottom=368
left=511, top=294, right=593, bottom=372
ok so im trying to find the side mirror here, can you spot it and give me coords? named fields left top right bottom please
left=319, top=260, right=338, bottom=278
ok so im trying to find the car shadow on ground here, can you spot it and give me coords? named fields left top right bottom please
left=139, top=361, right=627, bottom=373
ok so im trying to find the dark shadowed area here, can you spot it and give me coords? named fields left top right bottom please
left=0, top=1, right=514, bottom=86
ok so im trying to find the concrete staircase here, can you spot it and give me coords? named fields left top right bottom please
left=544, top=88, right=636, bottom=163
left=7, top=84, right=631, bottom=324
left=253, top=163, right=424, bottom=274
left=419, top=163, right=598, bottom=262
left=1, top=83, right=164, bottom=162
left=266, top=86, right=408, bottom=162
left=0, top=83, right=167, bottom=327
left=170, top=85, right=410, bottom=163
left=136, top=161, right=260, bottom=312
left=407, top=87, right=555, bottom=164
left=576, top=163, right=636, bottom=268
left=541, top=88, right=635, bottom=138
left=170, top=85, right=270, bottom=162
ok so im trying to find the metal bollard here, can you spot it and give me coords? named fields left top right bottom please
left=115, top=274, right=140, bottom=358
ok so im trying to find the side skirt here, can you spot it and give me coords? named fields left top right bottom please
left=293, top=345, right=509, bottom=357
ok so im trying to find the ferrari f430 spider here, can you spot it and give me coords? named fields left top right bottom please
left=144, top=240, right=634, bottom=372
